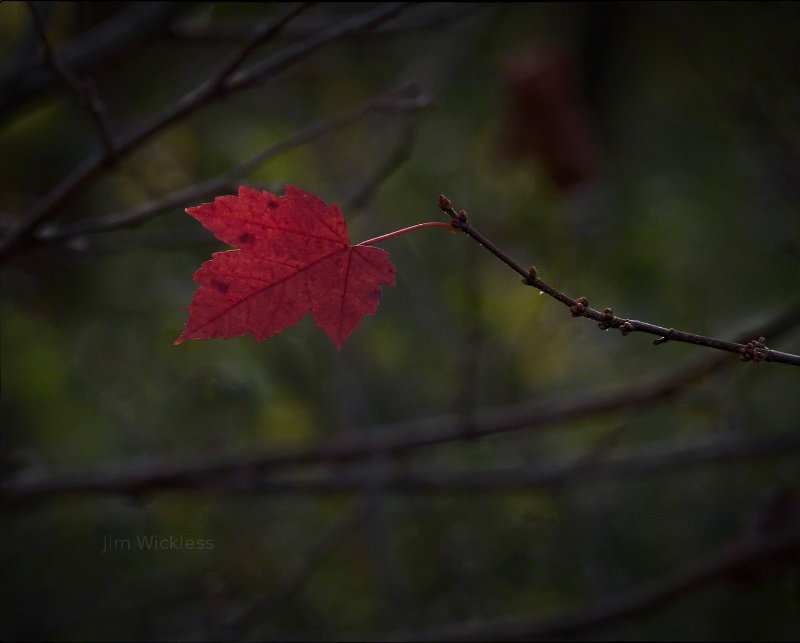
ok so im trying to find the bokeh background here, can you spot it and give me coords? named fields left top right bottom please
left=2, top=2, right=800, bottom=640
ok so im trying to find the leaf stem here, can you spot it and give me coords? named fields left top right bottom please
left=357, top=221, right=453, bottom=246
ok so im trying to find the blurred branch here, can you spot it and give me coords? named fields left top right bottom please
left=206, top=2, right=315, bottom=93
left=3, top=429, right=799, bottom=508
left=219, top=3, right=409, bottom=92
left=239, top=431, right=800, bottom=495
left=738, top=85, right=800, bottom=204
left=439, top=197, right=800, bottom=366
left=221, top=498, right=367, bottom=642
left=169, top=3, right=487, bottom=44
left=2, top=301, right=798, bottom=509
left=0, top=3, right=412, bottom=262
left=27, top=1, right=115, bottom=155
left=23, top=85, right=430, bottom=243
left=345, top=117, right=418, bottom=212
left=0, top=3, right=185, bottom=116
left=371, top=527, right=800, bottom=641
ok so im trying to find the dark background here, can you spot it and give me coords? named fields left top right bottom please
left=2, top=3, right=800, bottom=640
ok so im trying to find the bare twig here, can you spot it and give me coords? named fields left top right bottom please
left=207, top=2, right=315, bottom=92
left=438, top=196, right=800, bottom=366
left=0, top=3, right=412, bottom=262
left=27, top=1, right=115, bottom=155
left=369, top=528, right=800, bottom=641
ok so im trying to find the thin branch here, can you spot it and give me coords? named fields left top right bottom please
left=220, top=3, right=414, bottom=95
left=27, top=85, right=430, bottom=242
left=345, top=118, right=418, bottom=211
left=169, top=3, right=487, bottom=45
left=27, top=1, right=115, bottom=155
left=438, top=196, right=800, bottom=366
left=0, top=3, right=412, bottom=262
left=370, top=528, right=800, bottom=642
left=207, top=2, right=316, bottom=92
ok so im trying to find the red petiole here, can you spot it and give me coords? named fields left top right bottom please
left=357, top=221, right=453, bottom=247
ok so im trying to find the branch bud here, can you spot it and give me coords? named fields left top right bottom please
left=522, top=266, right=538, bottom=285
left=437, top=194, right=452, bottom=211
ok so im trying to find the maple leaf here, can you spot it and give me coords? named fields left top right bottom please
left=175, top=185, right=396, bottom=349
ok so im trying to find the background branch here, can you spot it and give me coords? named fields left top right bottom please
left=27, top=1, right=115, bottom=155
left=0, top=3, right=185, bottom=116
left=221, top=498, right=367, bottom=642
left=3, top=432, right=797, bottom=506
left=206, top=2, right=315, bottom=93
left=0, top=3, right=413, bottom=262
left=371, top=527, right=800, bottom=641
left=20, top=85, right=429, bottom=243
left=345, top=118, right=418, bottom=212
left=168, top=4, right=486, bottom=45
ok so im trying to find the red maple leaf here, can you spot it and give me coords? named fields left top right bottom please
left=175, top=185, right=396, bottom=349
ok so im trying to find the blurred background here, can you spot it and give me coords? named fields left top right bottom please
left=2, top=2, right=800, bottom=640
